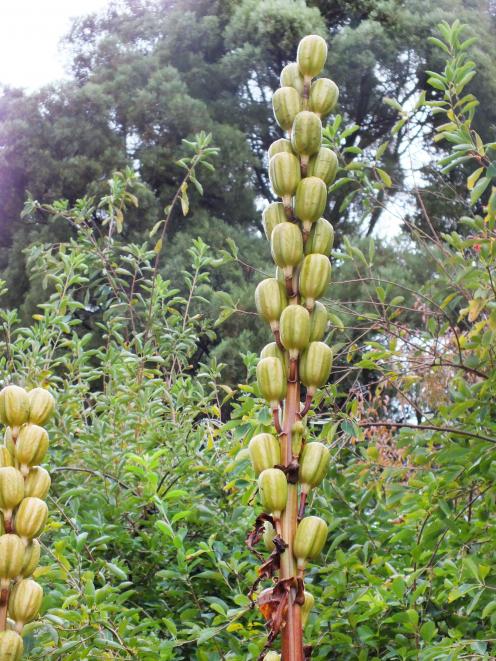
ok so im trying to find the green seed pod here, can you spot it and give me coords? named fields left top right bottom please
left=301, top=590, right=315, bottom=627
left=0, top=446, right=13, bottom=468
left=9, top=578, right=43, bottom=628
left=294, top=177, right=327, bottom=234
left=0, top=534, right=25, bottom=581
left=279, top=305, right=310, bottom=359
left=291, top=420, right=305, bottom=456
left=299, top=254, right=331, bottom=310
left=258, top=468, right=288, bottom=519
left=300, top=342, right=333, bottom=396
left=309, top=301, right=328, bottom=342
left=265, top=653, right=281, bottom=661
left=293, top=515, right=328, bottom=570
left=305, top=218, right=334, bottom=257
left=0, top=386, right=29, bottom=431
left=260, top=342, right=289, bottom=379
left=27, top=388, right=55, bottom=426
left=297, top=35, right=327, bottom=79
left=280, top=61, right=304, bottom=96
left=268, top=138, right=294, bottom=160
left=291, top=111, right=322, bottom=172
left=309, top=78, right=339, bottom=118
left=299, top=442, right=330, bottom=494
left=14, top=497, right=48, bottom=541
left=308, top=147, right=338, bottom=186
left=269, top=152, right=301, bottom=208
left=4, top=428, right=14, bottom=455
left=248, top=433, right=281, bottom=476
left=24, top=467, right=51, bottom=499
left=256, top=357, right=287, bottom=410
left=254, top=278, right=288, bottom=332
left=271, top=222, right=303, bottom=277
left=15, top=424, right=48, bottom=475
left=263, top=520, right=276, bottom=552
left=0, top=467, right=24, bottom=512
left=0, top=631, right=24, bottom=660
left=272, top=86, right=301, bottom=132
left=20, top=539, right=41, bottom=578
left=262, top=202, right=287, bottom=241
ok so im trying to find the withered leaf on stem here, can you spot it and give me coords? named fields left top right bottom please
left=246, top=512, right=275, bottom=559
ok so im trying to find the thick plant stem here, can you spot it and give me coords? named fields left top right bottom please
left=0, top=586, right=9, bottom=632
left=280, top=377, right=304, bottom=661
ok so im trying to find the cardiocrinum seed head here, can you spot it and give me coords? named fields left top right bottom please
left=258, top=468, right=288, bottom=519
left=0, top=534, right=25, bottom=581
left=262, top=202, right=287, bottom=241
left=309, top=78, right=339, bottom=118
left=0, top=386, right=29, bottom=430
left=0, top=467, right=24, bottom=511
left=27, top=387, right=55, bottom=426
left=14, top=497, right=48, bottom=541
left=263, top=520, right=276, bottom=551
left=293, top=515, right=328, bottom=570
left=301, top=590, right=315, bottom=627
left=20, top=539, right=41, bottom=578
left=271, top=222, right=303, bottom=277
left=255, top=278, right=288, bottom=332
left=299, top=254, right=331, bottom=311
left=309, top=301, right=329, bottom=342
left=260, top=342, right=289, bottom=379
left=294, top=177, right=327, bottom=234
left=279, top=305, right=311, bottom=360
left=268, top=138, right=294, bottom=159
left=272, top=86, right=301, bottom=132
left=299, top=442, right=330, bottom=494
left=305, top=217, right=334, bottom=257
left=256, top=357, right=287, bottom=411
left=280, top=61, right=305, bottom=96
left=16, top=424, right=49, bottom=475
left=0, top=631, right=24, bottom=661
left=24, top=466, right=51, bottom=499
left=9, top=578, right=43, bottom=629
left=297, top=35, right=328, bottom=79
left=248, top=433, right=281, bottom=476
left=307, top=147, right=338, bottom=186
left=300, top=341, right=333, bottom=396
left=269, top=152, right=301, bottom=208
left=291, top=111, right=322, bottom=172
left=0, top=446, right=13, bottom=467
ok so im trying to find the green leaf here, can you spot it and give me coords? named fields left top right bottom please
left=420, top=620, right=437, bottom=642
left=471, top=177, right=490, bottom=204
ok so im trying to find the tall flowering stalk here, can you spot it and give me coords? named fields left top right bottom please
left=247, top=35, right=338, bottom=661
left=0, top=386, right=55, bottom=659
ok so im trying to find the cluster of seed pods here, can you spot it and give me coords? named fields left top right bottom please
left=249, top=35, right=339, bottom=661
left=0, top=385, right=55, bottom=659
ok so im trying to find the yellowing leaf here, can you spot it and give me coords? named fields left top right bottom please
left=467, top=167, right=484, bottom=190
left=468, top=298, right=487, bottom=322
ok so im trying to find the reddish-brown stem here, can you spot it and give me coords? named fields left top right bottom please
left=0, top=586, right=9, bottom=632
left=298, top=492, right=307, bottom=521
left=272, top=407, right=282, bottom=435
left=285, top=275, right=295, bottom=298
left=300, top=393, right=313, bottom=418
left=273, top=329, right=284, bottom=351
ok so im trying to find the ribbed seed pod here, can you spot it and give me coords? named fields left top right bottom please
left=254, top=279, right=288, bottom=332
left=262, top=202, right=287, bottom=241
left=309, top=78, right=339, bottom=118
left=271, top=222, right=303, bottom=277
left=305, top=218, right=334, bottom=256
left=0, top=468, right=24, bottom=512
left=263, top=520, right=276, bottom=551
left=291, top=111, right=322, bottom=173
left=14, top=497, right=48, bottom=541
left=293, top=516, right=328, bottom=570
left=4, top=428, right=14, bottom=456
left=0, top=386, right=29, bottom=432
left=272, top=87, right=301, bottom=132
left=0, top=631, right=24, bottom=660
left=24, top=467, right=51, bottom=499
left=297, top=35, right=327, bottom=79
left=294, top=177, right=327, bottom=234
left=299, top=254, right=331, bottom=310
left=280, top=62, right=304, bottom=96
left=291, top=420, right=305, bottom=456
left=8, top=579, right=43, bottom=629
left=268, top=138, right=294, bottom=159
left=15, top=424, right=48, bottom=475
left=265, top=653, right=281, bottom=661
left=0, top=446, right=13, bottom=468
left=301, top=590, right=315, bottom=627
left=248, top=433, right=281, bottom=476
left=279, top=305, right=310, bottom=359
left=300, top=342, right=333, bottom=396
left=27, top=388, right=54, bottom=426
left=256, top=357, right=287, bottom=410
left=307, top=147, right=338, bottom=186
left=0, top=534, right=25, bottom=581
left=20, top=539, right=41, bottom=578
left=269, top=152, right=301, bottom=209
left=258, top=468, right=288, bottom=519
left=308, top=301, right=328, bottom=342
left=299, top=442, right=330, bottom=494
left=260, top=342, right=289, bottom=379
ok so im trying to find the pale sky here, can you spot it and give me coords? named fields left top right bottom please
left=0, top=0, right=111, bottom=89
